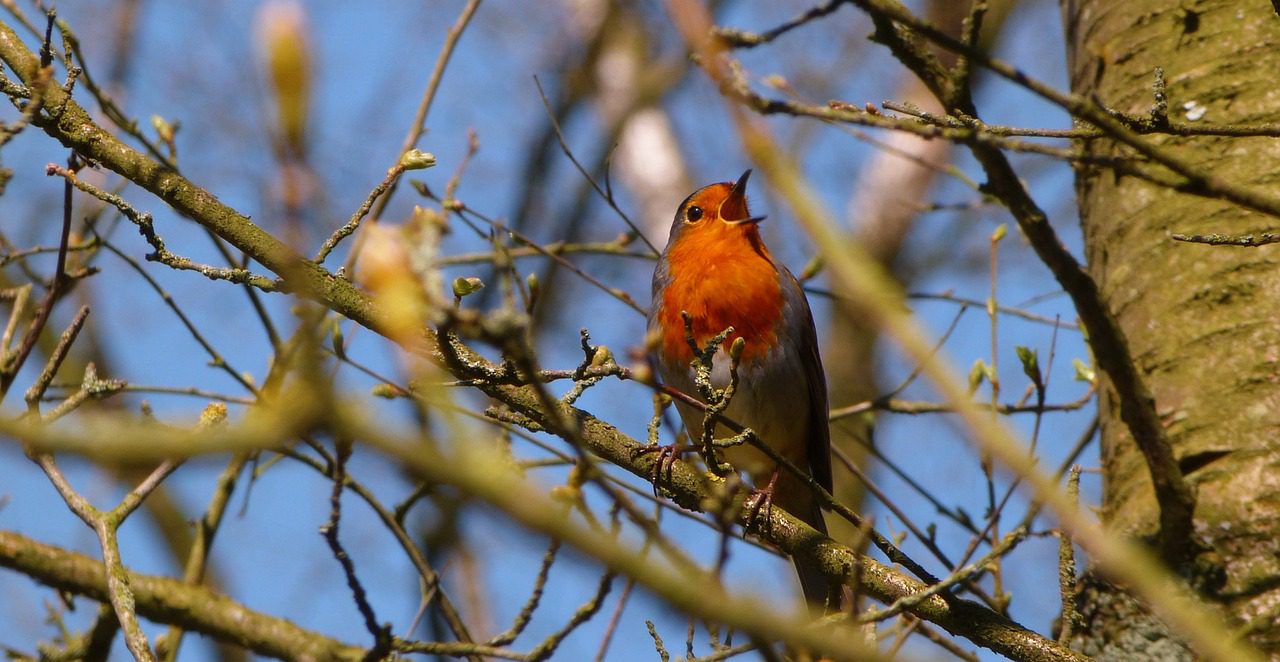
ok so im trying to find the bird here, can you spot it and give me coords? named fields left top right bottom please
left=648, top=169, right=836, bottom=611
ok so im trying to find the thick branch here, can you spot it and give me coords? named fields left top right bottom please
left=0, top=530, right=366, bottom=661
left=9, top=384, right=1085, bottom=661
left=477, top=381, right=1087, bottom=662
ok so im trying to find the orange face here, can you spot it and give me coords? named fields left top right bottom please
left=656, top=171, right=784, bottom=364
left=664, top=170, right=765, bottom=247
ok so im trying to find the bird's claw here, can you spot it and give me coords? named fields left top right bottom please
left=743, top=485, right=776, bottom=537
left=743, top=468, right=782, bottom=537
left=633, top=443, right=684, bottom=495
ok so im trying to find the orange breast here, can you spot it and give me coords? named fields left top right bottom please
left=657, top=226, right=783, bottom=364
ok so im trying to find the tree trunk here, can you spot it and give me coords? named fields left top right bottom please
left=1062, top=0, right=1280, bottom=656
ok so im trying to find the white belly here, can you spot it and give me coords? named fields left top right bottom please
left=659, top=341, right=813, bottom=485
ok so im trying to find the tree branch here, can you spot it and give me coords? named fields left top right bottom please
left=468, top=380, right=1087, bottom=662
left=0, top=530, right=366, bottom=661
left=0, top=22, right=382, bottom=333
left=830, top=0, right=1198, bottom=566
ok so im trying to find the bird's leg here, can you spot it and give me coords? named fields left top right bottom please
left=633, top=391, right=687, bottom=495
left=744, top=466, right=781, bottom=537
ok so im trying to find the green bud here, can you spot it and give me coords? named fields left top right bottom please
left=400, top=149, right=437, bottom=170
left=371, top=383, right=401, bottom=399
left=1015, top=346, right=1042, bottom=387
left=526, top=272, right=539, bottom=311
left=452, top=276, right=484, bottom=298
left=590, top=345, right=614, bottom=367
left=330, top=320, right=346, bottom=360
left=150, top=114, right=175, bottom=143
left=968, top=359, right=987, bottom=395
left=1072, top=358, right=1096, bottom=383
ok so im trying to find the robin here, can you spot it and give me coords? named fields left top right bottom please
left=649, top=170, right=836, bottom=610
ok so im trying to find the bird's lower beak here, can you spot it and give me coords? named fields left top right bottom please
left=720, top=169, right=761, bottom=224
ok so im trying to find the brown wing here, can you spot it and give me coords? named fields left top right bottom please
left=779, top=267, right=832, bottom=493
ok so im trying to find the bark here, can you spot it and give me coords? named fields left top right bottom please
left=1063, top=0, right=1280, bottom=656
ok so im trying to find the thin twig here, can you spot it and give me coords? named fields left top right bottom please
left=592, top=578, right=635, bottom=662
left=487, top=539, right=561, bottom=647
left=28, top=451, right=176, bottom=662
left=346, top=0, right=483, bottom=272
left=161, top=452, right=248, bottom=662
left=319, top=439, right=392, bottom=654
left=714, top=0, right=848, bottom=48
left=98, top=240, right=258, bottom=395
left=533, top=77, right=659, bottom=256
left=315, top=163, right=406, bottom=265
left=23, top=303, right=88, bottom=412
left=0, top=153, right=76, bottom=401
left=47, top=165, right=280, bottom=291
left=828, top=388, right=1095, bottom=420
left=861, top=525, right=1028, bottom=623
left=448, top=202, right=646, bottom=314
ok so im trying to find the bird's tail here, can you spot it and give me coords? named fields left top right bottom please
left=774, top=472, right=842, bottom=614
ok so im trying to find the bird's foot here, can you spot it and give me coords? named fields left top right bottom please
left=743, top=469, right=781, bottom=537
left=632, top=442, right=685, bottom=495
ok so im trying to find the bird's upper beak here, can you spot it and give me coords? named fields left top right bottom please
left=720, top=169, right=766, bottom=225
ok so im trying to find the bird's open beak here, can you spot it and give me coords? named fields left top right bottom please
left=721, top=169, right=766, bottom=225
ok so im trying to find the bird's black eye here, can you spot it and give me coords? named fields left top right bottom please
left=686, top=205, right=704, bottom=222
